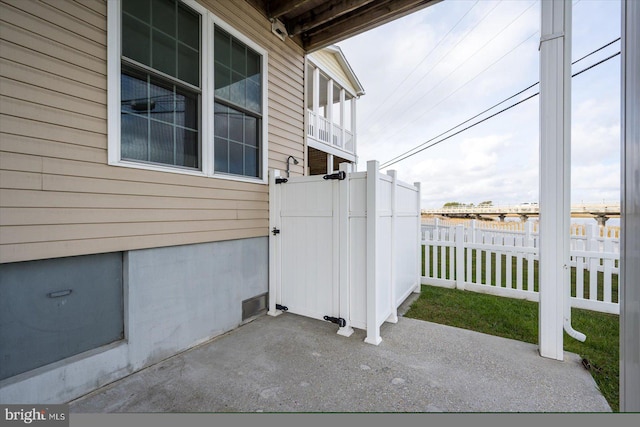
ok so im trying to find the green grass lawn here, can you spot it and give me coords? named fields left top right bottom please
left=405, top=285, right=620, bottom=411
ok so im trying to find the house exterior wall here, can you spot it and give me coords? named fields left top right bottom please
left=309, top=49, right=359, bottom=96
left=0, top=0, right=302, bottom=403
left=0, top=237, right=268, bottom=403
left=0, top=0, right=305, bottom=264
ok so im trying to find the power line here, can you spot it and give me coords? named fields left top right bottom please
left=380, top=93, right=538, bottom=169
left=391, top=30, right=539, bottom=139
left=379, top=48, right=620, bottom=169
left=361, top=0, right=504, bottom=129
left=572, top=37, right=620, bottom=65
left=360, top=0, right=481, bottom=129
left=381, top=0, right=538, bottom=139
left=379, top=82, right=539, bottom=169
left=380, top=37, right=620, bottom=167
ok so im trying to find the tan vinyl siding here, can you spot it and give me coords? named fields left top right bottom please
left=311, top=50, right=359, bottom=96
left=0, top=0, right=305, bottom=263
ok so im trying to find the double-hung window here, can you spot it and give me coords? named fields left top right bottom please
left=110, top=0, right=267, bottom=182
left=213, top=27, right=262, bottom=178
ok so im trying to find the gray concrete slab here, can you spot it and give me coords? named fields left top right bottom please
left=69, top=312, right=611, bottom=413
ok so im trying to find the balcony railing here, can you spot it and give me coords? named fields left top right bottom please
left=307, top=109, right=355, bottom=155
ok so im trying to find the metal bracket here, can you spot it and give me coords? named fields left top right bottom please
left=323, top=316, right=346, bottom=328
left=276, top=304, right=288, bottom=312
left=275, top=177, right=288, bottom=184
left=272, top=227, right=280, bottom=236
left=538, top=31, right=565, bottom=50
left=323, top=171, right=346, bottom=181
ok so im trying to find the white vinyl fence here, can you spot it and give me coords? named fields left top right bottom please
left=421, top=218, right=620, bottom=314
left=269, top=161, right=421, bottom=345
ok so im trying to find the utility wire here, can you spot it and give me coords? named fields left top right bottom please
left=391, top=30, right=539, bottom=139
left=361, top=0, right=503, bottom=129
left=382, top=1, right=538, bottom=139
left=572, top=37, right=620, bottom=65
left=380, top=38, right=620, bottom=168
left=360, top=0, right=480, bottom=129
left=379, top=49, right=620, bottom=169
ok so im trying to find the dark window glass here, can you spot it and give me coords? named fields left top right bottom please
left=121, top=67, right=199, bottom=169
left=121, top=0, right=200, bottom=170
left=213, top=27, right=262, bottom=178
left=213, top=102, right=260, bottom=177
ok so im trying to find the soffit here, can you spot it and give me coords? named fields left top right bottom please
left=245, top=0, right=443, bottom=52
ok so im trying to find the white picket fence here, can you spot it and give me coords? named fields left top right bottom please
left=421, top=218, right=620, bottom=314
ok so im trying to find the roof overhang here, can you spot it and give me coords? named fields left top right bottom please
left=310, top=45, right=366, bottom=96
left=245, top=0, right=443, bottom=52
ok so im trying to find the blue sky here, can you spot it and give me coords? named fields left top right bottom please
left=336, top=0, right=621, bottom=209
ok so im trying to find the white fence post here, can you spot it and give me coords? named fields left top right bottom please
left=268, top=169, right=282, bottom=317
left=414, top=182, right=422, bottom=294
left=470, top=219, right=476, bottom=243
left=337, top=162, right=354, bottom=337
left=386, top=169, right=399, bottom=324
left=456, top=225, right=465, bottom=290
left=364, top=160, right=382, bottom=345
left=525, top=221, right=534, bottom=291
left=587, top=223, right=599, bottom=300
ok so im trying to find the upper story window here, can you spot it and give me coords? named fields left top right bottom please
left=121, top=0, right=201, bottom=170
left=213, top=27, right=262, bottom=177
left=109, top=0, right=268, bottom=182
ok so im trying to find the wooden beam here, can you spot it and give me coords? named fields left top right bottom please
left=268, top=0, right=314, bottom=19
left=301, top=0, right=441, bottom=52
left=244, top=0, right=269, bottom=19
left=288, top=0, right=377, bottom=36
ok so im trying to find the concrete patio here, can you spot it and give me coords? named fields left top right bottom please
left=69, top=301, right=611, bottom=413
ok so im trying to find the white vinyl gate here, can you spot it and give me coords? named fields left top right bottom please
left=268, top=161, right=422, bottom=344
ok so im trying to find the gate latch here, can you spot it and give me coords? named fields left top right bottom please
left=272, top=227, right=280, bottom=236
left=276, top=304, right=288, bottom=311
left=275, top=177, right=288, bottom=184
left=323, top=315, right=346, bottom=328
left=323, top=171, right=346, bottom=181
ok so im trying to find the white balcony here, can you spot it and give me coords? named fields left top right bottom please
left=307, top=109, right=356, bottom=156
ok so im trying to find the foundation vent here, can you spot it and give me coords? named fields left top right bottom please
left=242, top=292, right=268, bottom=322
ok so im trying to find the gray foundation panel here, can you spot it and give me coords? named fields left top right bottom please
left=0, top=253, right=124, bottom=380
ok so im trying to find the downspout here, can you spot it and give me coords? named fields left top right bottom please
left=559, top=0, right=586, bottom=344
left=564, top=264, right=586, bottom=342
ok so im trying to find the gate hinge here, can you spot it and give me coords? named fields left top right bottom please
left=275, top=177, right=288, bottom=184
left=323, top=171, right=346, bottom=181
left=276, top=304, right=288, bottom=312
left=323, top=315, right=346, bottom=328
left=272, top=227, right=280, bottom=236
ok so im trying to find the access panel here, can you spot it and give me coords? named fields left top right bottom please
left=0, top=253, right=124, bottom=380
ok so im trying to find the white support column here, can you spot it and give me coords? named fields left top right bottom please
left=337, top=162, right=354, bottom=337
left=365, top=160, right=382, bottom=345
left=538, top=0, right=574, bottom=360
left=327, top=79, right=334, bottom=146
left=326, top=153, right=334, bottom=174
left=312, top=67, right=320, bottom=140
left=352, top=98, right=357, bottom=155
left=455, top=225, right=465, bottom=290
left=621, top=0, right=640, bottom=412
left=268, top=169, right=282, bottom=317
left=414, top=182, right=422, bottom=293
left=340, top=88, right=346, bottom=149
left=386, top=170, right=398, bottom=324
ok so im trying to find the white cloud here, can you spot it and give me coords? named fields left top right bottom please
left=337, top=0, right=620, bottom=209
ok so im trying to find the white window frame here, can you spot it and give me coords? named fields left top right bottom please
left=107, top=0, right=268, bottom=184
